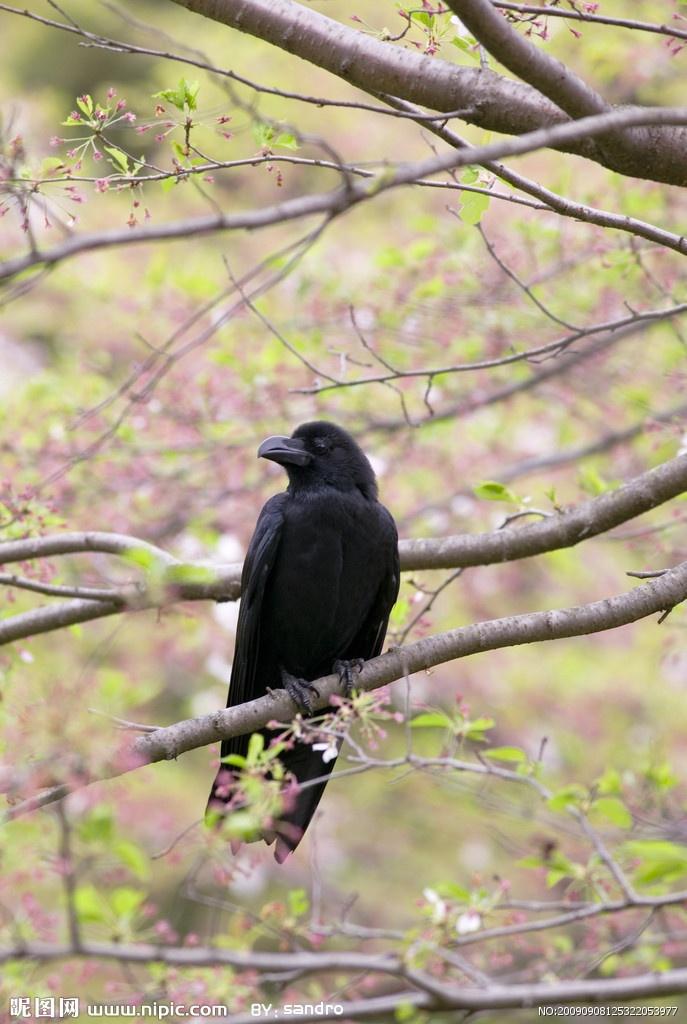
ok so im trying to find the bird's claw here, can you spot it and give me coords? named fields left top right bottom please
left=281, top=669, right=319, bottom=715
left=334, top=658, right=364, bottom=698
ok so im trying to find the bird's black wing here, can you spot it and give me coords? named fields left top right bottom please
left=346, top=504, right=400, bottom=661
left=218, top=493, right=287, bottom=763
left=274, top=502, right=399, bottom=861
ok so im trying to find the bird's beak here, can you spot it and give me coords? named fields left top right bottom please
left=258, top=435, right=312, bottom=467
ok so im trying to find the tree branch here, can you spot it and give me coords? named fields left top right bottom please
left=491, top=3, right=687, bottom=44
left=6, top=561, right=687, bottom=819
left=449, top=0, right=608, bottom=120
left=2, top=939, right=687, bottom=1013
left=384, top=93, right=687, bottom=257
left=6, top=2, right=686, bottom=259
left=396, top=452, right=687, bottom=570
left=293, top=303, right=687, bottom=396
left=129, top=560, right=687, bottom=761
left=3, top=104, right=687, bottom=284
left=1, top=454, right=685, bottom=645
left=169, top=0, right=687, bottom=185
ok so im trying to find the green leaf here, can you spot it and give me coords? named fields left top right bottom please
left=171, top=140, right=188, bottom=161
left=376, top=246, right=405, bottom=268
left=484, top=746, right=526, bottom=763
left=78, top=806, right=114, bottom=843
left=435, top=882, right=470, bottom=901
left=473, top=480, right=519, bottom=503
left=464, top=716, right=495, bottom=739
left=76, top=94, right=94, bottom=117
left=221, top=809, right=262, bottom=841
left=253, top=123, right=275, bottom=148
left=389, top=596, right=410, bottom=627
left=546, top=868, right=569, bottom=887
left=221, top=753, right=246, bottom=768
left=395, top=1001, right=420, bottom=1023
left=644, top=761, right=677, bottom=791
left=120, top=547, right=157, bottom=570
left=410, top=711, right=452, bottom=729
left=263, top=740, right=287, bottom=762
left=153, top=78, right=199, bottom=112
left=517, top=854, right=545, bottom=870
left=591, top=797, right=632, bottom=830
left=113, top=839, right=149, bottom=880
left=413, top=275, right=445, bottom=299
left=595, top=768, right=622, bottom=796
left=110, top=886, right=145, bottom=919
left=547, top=784, right=588, bottom=812
left=40, top=157, right=65, bottom=175
left=624, top=840, right=687, bottom=886
left=75, top=884, right=106, bottom=923
left=275, top=132, right=299, bottom=150
left=599, top=953, right=622, bottom=976
left=459, top=190, right=490, bottom=225
left=451, top=35, right=480, bottom=61
left=407, top=239, right=435, bottom=260
left=104, top=146, right=130, bottom=175
left=578, top=465, right=611, bottom=496
left=247, top=732, right=265, bottom=763
left=182, top=79, right=200, bottom=110
left=544, top=851, right=580, bottom=888
left=287, top=888, right=309, bottom=916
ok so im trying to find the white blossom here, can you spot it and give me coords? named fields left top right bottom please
left=456, top=910, right=482, bottom=935
left=312, top=741, right=338, bottom=764
left=423, top=887, right=447, bottom=924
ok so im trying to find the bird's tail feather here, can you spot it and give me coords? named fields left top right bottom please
left=272, top=742, right=338, bottom=861
left=206, top=736, right=338, bottom=862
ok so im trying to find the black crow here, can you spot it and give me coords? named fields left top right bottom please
left=207, top=421, right=399, bottom=862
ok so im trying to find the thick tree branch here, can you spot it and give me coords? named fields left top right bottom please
left=5, top=561, right=687, bottom=819
left=449, top=0, right=608, bottom=120
left=1, top=454, right=685, bottom=645
left=384, top=94, right=687, bottom=257
left=169, top=0, right=687, bottom=185
left=2, top=941, right=687, bottom=1013
left=397, top=452, right=687, bottom=570
left=6, top=4, right=685, bottom=259
left=128, top=561, right=687, bottom=762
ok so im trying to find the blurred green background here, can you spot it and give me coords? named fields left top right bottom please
left=1, top=1, right=687, bottom=1018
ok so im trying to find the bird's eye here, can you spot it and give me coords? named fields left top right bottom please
left=313, top=438, right=329, bottom=453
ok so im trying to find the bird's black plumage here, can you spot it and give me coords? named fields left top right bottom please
left=207, top=421, right=399, bottom=861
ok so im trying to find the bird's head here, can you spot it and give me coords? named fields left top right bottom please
left=257, top=421, right=378, bottom=499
